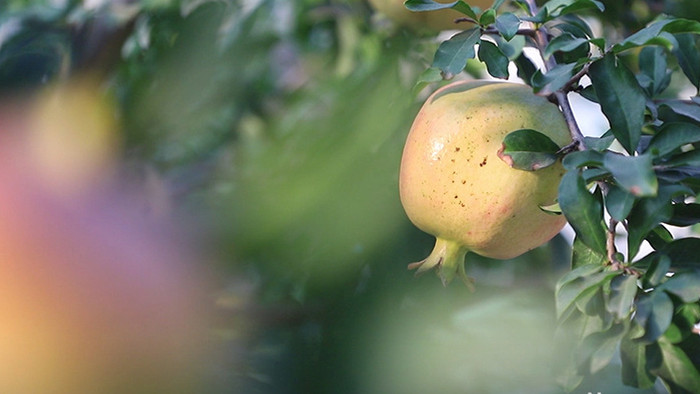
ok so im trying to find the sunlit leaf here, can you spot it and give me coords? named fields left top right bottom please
left=613, top=18, right=700, bottom=53
left=495, top=12, right=520, bottom=41
left=432, top=28, right=481, bottom=77
left=497, top=129, right=560, bottom=170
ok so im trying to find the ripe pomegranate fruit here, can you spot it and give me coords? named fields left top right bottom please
left=368, top=0, right=492, bottom=32
left=399, top=80, right=571, bottom=286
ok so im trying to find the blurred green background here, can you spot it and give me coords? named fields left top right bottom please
left=1, top=0, right=697, bottom=392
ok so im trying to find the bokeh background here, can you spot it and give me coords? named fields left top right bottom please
left=0, top=0, right=698, bottom=392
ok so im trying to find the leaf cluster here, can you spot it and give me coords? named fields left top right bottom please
left=410, top=0, right=700, bottom=391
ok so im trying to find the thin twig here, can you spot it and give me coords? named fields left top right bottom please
left=606, top=217, right=621, bottom=267
left=482, top=27, right=537, bottom=37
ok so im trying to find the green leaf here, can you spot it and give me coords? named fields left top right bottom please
left=638, top=46, right=672, bottom=97
left=580, top=323, right=627, bottom=374
left=413, top=67, right=443, bottom=95
left=495, top=12, right=520, bottom=41
left=634, top=291, right=674, bottom=343
left=479, top=8, right=496, bottom=26
left=531, top=62, right=577, bottom=95
left=405, top=0, right=457, bottom=11
left=589, top=53, right=646, bottom=153
left=673, top=33, right=700, bottom=91
left=660, top=270, right=700, bottom=303
left=605, top=185, right=635, bottom=221
left=555, top=264, right=616, bottom=318
left=654, top=238, right=700, bottom=270
left=572, top=236, right=607, bottom=269
left=647, top=122, right=700, bottom=158
left=584, top=134, right=615, bottom=151
left=497, top=129, right=561, bottom=170
left=653, top=337, right=700, bottom=393
left=432, top=28, right=481, bottom=77
left=643, top=254, right=672, bottom=288
left=613, top=18, right=700, bottom=53
left=514, top=52, right=537, bottom=83
left=664, top=149, right=700, bottom=167
left=645, top=225, right=674, bottom=251
left=620, top=334, right=656, bottom=389
left=559, top=170, right=607, bottom=255
left=658, top=100, right=700, bottom=123
left=627, top=185, right=686, bottom=259
left=477, top=40, right=509, bottom=79
left=668, top=203, right=700, bottom=226
left=603, top=152, right=658, bottom=197
left=544, top=33, right=589, bottom=59
left=543, top=0, right=604, bottom=17
left=607, top=274, right=638, bottom=319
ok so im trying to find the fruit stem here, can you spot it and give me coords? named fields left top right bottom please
left=408, top=238, right=474, bottom=290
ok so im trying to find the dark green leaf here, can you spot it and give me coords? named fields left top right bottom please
left=661, top=270, right=700, bottom=303
left=634, top=291, right=674, bottom=343
left=658, top=100, right=700, bottom=123
left=627, top=185, right=686, bottom=259
left=578, top=85, right=599, bottom=103
left=544, top=33, right=589, bottom=59
left=605, top=185, right=636, bottom=221
left=638, top=46, right=672, bottom=97
left=668, top=203, right=700, bottom=226
left=589, top=53, right=646, bottom=153
left=645, top=225, right=674, bottom=251
left=514, top=52, right=537, bottom=83
left=607, top=274, right=638, bottom=319
left=477, top=40, right=509, bottom=79
left=664, top=149, right=700, bottom=167
left=647, top=122, right=700, bottom=158
left=432, top=28, right=481, bottom=77
left=603, top=152, right=658, bottom=197
left=620, top=334, right=656, bottom=389
left=497, top=129, right=560, bottom=170
left=653, top=238, right=700, bottom=270
left=653, top=338, right=700, bottom=393
left=673, top=33, right=700, bottom=90
left=495, top=12, right=520, bottom=41
left=644, top=254, right=672, bottom=288
left=531, top=62, right=577, bottom=95
left=559, top=170, right=607, bottom=255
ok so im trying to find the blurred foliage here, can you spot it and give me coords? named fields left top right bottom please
left=1, top=0, right=699, bottom=393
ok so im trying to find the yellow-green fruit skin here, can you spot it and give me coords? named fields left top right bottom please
left=399, top=81, right=571, bottom=260
left=368, top=0, right=491, bottom=32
